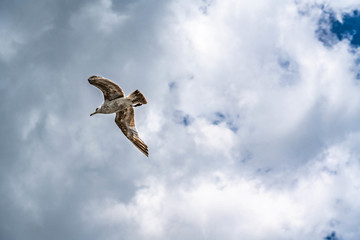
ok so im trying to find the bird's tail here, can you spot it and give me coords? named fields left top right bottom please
left=127, top=90, right=147, bottom=107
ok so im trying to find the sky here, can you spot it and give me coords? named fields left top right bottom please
left=1, top=0, right=360, bottom=239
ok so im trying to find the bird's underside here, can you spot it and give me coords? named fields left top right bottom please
left=88, top=75, right=148, bottom=157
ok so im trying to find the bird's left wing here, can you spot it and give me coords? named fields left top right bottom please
left=115, top=107, right=148, bottom=157
left=88, top=76, right=124, bottom=101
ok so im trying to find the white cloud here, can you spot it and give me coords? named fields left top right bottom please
left=3, top=0, right=360, bottom=239
left=84, top=139, right=360, bottom=239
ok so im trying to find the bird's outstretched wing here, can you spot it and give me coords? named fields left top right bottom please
left=115, top=107, right=148, bottom=157
left=88, top=75, right=124, bottom=101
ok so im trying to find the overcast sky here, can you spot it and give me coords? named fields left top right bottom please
left=1, top=0, right=360, bottom=239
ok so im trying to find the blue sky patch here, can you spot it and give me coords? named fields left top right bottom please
left=331, top=10, right=360, bottom=47
left=212, top=112, right=226, bottom=125
left=210, top=112, right=238, bottom=132
left=182, top=115, right=191, bottom=126
left=278, top=59, right=291, bottom=70
left=317, top=9, right=360, bottom=48
left=317, top=9, right=360, bottom=79
left=324, top=231, right=340, bottom=240
left=174, top=110, right=192, bottom=126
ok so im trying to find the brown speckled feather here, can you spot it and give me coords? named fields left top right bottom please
left=115, top=107, right=148, bottom=157
left=88, top=76, right=124, bottom=101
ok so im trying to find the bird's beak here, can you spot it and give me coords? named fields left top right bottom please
left=90, top=112, right=96, bottom=116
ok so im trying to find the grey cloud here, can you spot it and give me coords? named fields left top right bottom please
left=2, top=0, right=360, bottom=239
left=0, top=0, right=170, bottom=239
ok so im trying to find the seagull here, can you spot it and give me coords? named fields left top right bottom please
left=88, top=75, right=148, bottom=157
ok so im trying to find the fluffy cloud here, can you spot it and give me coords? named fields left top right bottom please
left=1, top=0, right=360, bottom=239
left=84, top=139, right=360, bottom=239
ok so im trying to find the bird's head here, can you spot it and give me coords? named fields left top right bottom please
left=90, top=106, right=101, bottom=116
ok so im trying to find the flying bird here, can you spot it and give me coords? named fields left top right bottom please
left=88, top=75, right=148, bottom=157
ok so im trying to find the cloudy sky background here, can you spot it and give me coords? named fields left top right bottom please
left=2, top=0, right=360, bottom=239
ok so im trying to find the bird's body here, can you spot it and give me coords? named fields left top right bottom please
left=88, top=75, right=148, bottom=157
left=97, top=97, right=132, bottom=114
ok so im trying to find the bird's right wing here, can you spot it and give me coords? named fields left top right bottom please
left=88, top=76, right=124, bottom=101
left=115, top=107, right=148, bottom=157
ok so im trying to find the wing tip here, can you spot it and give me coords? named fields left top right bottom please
left=88, top=75, right=99, bottom=83
left=133, top=138, right=149, bottom=157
